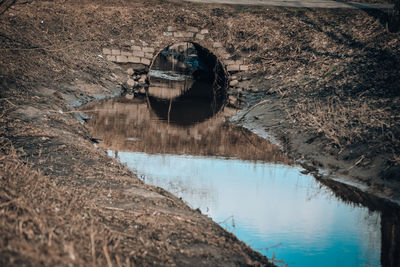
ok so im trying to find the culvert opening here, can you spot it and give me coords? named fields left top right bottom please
left=148, top=42, right=227, bottom=126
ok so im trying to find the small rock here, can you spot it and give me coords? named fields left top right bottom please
left=126, top=68, right=134, bottom=75
left=229, top=80, right=239, bottom=87
left=127, top=78, right=135, bottom=87
left=125, top=94, right=134, bottom=100
left=139, top=75, right=147, bottom=84
left=139, top=87, right=146, bottom=94
left=229, top=95, right=237, bottom=104
left=195, top=33, right=205, bottom=40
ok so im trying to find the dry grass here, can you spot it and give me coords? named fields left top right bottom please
left=0, top=134, right=271, bottom=266
left=0, top=141, right=107, bottom=266
left=0, top=0, right=399, bottom=264
left=288, top=96, right=400, bottom=149
left=222, top=7, right=400, bottom=164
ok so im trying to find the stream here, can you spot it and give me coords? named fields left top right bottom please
left=81, top=42, right=400, bottom=266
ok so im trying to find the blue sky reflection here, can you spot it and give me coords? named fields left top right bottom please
left=110, top=151, right=381, bottom=267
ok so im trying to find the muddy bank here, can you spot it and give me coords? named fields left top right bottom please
left=1, top=0, right=399, bottom=265
left=0, top=76, right=272, bottom=265
left=232, top=85, right=400, bottom=205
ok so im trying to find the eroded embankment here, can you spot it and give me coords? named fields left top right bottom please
left=1, top=0, right=399, bottom=265
left=0, top=77, right=272, bottom=265
left=233, top=89, right=400, bottom=205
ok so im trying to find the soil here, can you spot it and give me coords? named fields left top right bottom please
left=233, top=91, right=400, bottom=205
left=0, top=0, right=399, bottom=266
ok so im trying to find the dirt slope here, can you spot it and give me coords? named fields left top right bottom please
left=0, top=0, right=399, bottom=265
left=0, top=1, right=274, bottom=265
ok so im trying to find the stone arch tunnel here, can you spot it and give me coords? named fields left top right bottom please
left=101, top=26, right=249, bottom=77
left=101, top=26, right=249, bottom=119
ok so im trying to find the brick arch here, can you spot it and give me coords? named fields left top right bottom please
left=101, top=27, right=248, bottom=74
left=148, top=40, right=228, bottom=80
left=148, top=40, right=228, bottom=107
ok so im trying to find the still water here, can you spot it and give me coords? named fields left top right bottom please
left=81, top=42, right=399, bottom=266
left=109, top=151, right=381, bottom=267
left=81, top=92, right=395, bottom=266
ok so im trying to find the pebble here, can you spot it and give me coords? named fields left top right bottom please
left=127, top=78, right=135, bottom=87
left=229, top=80, right=239, bottom=87
left=139, top=75, right=147, bottom=84
left=126, top=68, right=135, bottom=75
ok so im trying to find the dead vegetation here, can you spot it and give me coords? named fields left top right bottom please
left=0, top=141, right=108, bottom=266
left=0, top=133, right=271, bottom=266
left=224, top=7, right=400, bottom=181
left=0, top=0, right=399, bottom=265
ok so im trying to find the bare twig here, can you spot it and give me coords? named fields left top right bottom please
left=90, top=224, right=96, bottom=267
left=103, top=245, right=113, bottom=267
left=347, top=155, right=366, bottom=171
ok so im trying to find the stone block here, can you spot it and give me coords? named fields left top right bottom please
left=111, top=49, right=120, bottom=55
left=200, top=29, right=209, bottom=34
left=102, top=48, right=111, bottom=55
left=127, top=78, right=135, bottom=87
left=235, top=59, right=244, bottom=65
left=127, top=56, right=141, bottom=63
left=132, top=50, right=145, bottom=57
left=144, top=52, right=154, bottom=59
left=126, top=68, right=134, bottom=75
left=224, top=60, right=235, bottom=65
left=213, top=42, right=223, bottom=48
left=131, top=45, right=142, bottom=51
left=195, top=33, right=205, bottom=40
left=187, top=26, right=199, bottom=32
left=167, top=26, right=176, bottom=32
left=227, top=64, right=240, bottom=72
left=183, top=32, right=194, bottom=38
left=229, top=95, right=237, bottom=104
left=239, top=65, right=249, bottom=71
left=125, top=94, right=134, bottom=100
left=139, top=87, right=146, bottom=94
left=121, top=51, right=132, bottom=56
left=139, top=74, right=147, bottom=84
left=106, top=55, right=116, bottom=61
left=116, top=55, right=128, bottom=63
left=174, top=31, right=185, bottom=38
left=163, top=32, right=173, bottom=36
left=141, top=58, right=151, bottom=65
left=143, top=47, right=155, bottom=53
left=229, top=80, right=239, bottom=87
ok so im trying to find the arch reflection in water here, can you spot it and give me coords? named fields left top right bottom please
left=148, top=41, right=227, bottom=126
left=147, top=81, right=219, bottom=126
left=82, top=94, right=400, bottom=267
